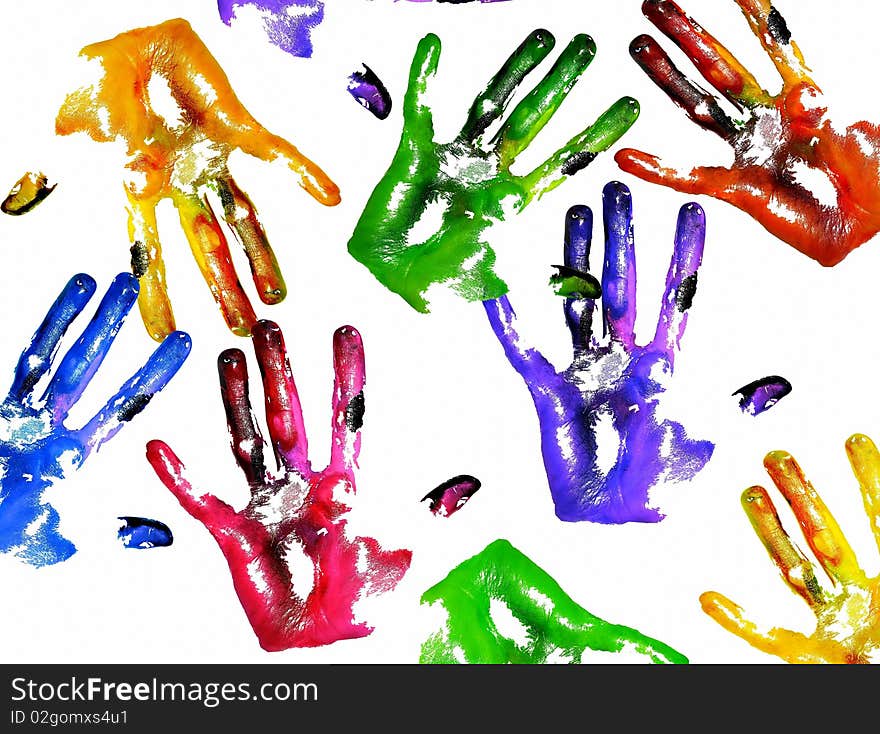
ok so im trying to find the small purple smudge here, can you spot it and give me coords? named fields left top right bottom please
left=732, top=375, right=792, bottom=416
left=421, top=475, right=481, bottom=517
left=347, top=64, right=392, bottom=120
left=117, top=517, right=174, bottom=548
left=217, top=0, right=324, bottom=59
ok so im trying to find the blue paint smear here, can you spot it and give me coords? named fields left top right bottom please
left=117, top=517, right=173, bottom=548
left=0, top=274, right=191, bottom=567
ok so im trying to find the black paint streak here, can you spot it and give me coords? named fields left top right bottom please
left=732, top=375, right=793, bottom=398
left=15, top=362, right=46, bottom=401
left=345, top=391, right=365, bottom=432
left=130, top=241, right=150, bottom=278
left=561, top=151, right=597, bottom=176
left=553, top=264, right=590, bottom=280
left=675, top=273, right=698, bottom=312
left=767, top=7, right=792, bottom=44
left=421, top=474, right=481, bottom=503
left=215, top=176, right=236, bottom=215
left=116, top=392, right=153, bottom=422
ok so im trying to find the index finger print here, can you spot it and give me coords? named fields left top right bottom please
left=329, top=325, right=365, bottom=479
left=457, top=28, right=556, bottom=144
left=8, top=273, right=96, bottom=403
left=562, top=205, right=596, bottom=353
left=175, top=193, right=258, bottom=337
left=522, top=96, right=640, bottom=199
left=78, top=331, right=192, bottom=454
left=844, top=433, right=880, bottom=555
left=601, top=181, right=637, bottom=348
left=494, top=34, right=596, bottom=169
left=642, top=0, right=770, bottom=107
left=213, top=174, right=286, bottom=305
left=629, top=35, right=739, bottom=140
left=251, top=320, right=309, bottom=471
left=740, top=485, right=825, bottom=607
left=763, top=450, right=866, bottom=586
left=218, top=347, right=267, bottom=487
left=41, top=273, right=138, bottom=420
left=651, top=202, right=704, bottom=362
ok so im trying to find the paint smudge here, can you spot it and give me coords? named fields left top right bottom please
left=616, top=0, right=880, bottom=267
left=2, top=172, right=56, bottom=215
left=484, top=183, right=714, bottom=524
left=146, top=320, right=411, bottom=651
left=421, top=539, right=688, bottom=663
left=55, top=18, right=339, bottom=342
left=347, top=30, right=639, bottom=312
left=733, top=375, right=792, bottom=416
left=347, top=64, right=392, bottom=120
left=701, top=434, right=880, bottom=663
left=217, top=0, right=324, bottom=58
left=117, top=517, right=173, bottom=548
left=421, top=474, right=480, bottom=517
left=0, top=273, right=190, bottom=567
left=549, top=264, right=601, bottom=298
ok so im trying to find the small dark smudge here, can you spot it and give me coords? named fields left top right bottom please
left=767, top=7, right=792, bottom=44
left=1, top=171, right=56, bottom=215
left=732, top=375, right=792, bottom=416
left=561, top=151, right=597, bottom=176
left=676, top=273, right=698, bottom=312
left=421, top=474, right=481, bottom=517
left=130, top=241, right=150, bottom=278
left=116, top=393, right=153, bottom=422
left=345, top=391, right=365, bottom=432
left=347, top=64, right=392, bottom=120
left=117, top=517, right=173, bottom=549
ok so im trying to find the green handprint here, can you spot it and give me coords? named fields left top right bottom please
left=348, top=29, right=640, bottom=312
left=421, top=539, right=687, bottom=663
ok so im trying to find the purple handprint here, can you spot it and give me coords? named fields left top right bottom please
left=484, top=181, right=714, bottom=523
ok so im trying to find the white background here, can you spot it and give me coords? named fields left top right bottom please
left=0, top=0, right=878, bottom=665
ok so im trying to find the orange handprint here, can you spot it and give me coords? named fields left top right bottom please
left=56, top=18, right=340, bottom=340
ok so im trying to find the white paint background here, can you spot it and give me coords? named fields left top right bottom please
left=0, top=0, right=877, bottom=665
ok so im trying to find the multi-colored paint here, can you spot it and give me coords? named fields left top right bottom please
left=117, top=517, right=174, bottom=549
left=217, top=1, right=324, bottom=58
left=55, top=18, right=340, bottom=341
left=147, top=320, right=411, bottom=651
left=701, top=435, right=880, bottom=663
left=0, top=273, right=191, bottom=568
left=484, top=182, right=714, bottom=523
left=420, top=539, right=687, bottom=663
left=616, top=0, right=880, bottom=266
left=2, top=172, right=56, bottom=215
left=733, top=375, right=792, bottom=416
left=347, top=64, right=392, bottom=120
left=347, top=30, right=639, bottom=312
left=421, top=474, right=480, bottom=517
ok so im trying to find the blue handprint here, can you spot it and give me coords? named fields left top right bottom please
left=0, top=273, right=191, bottom=567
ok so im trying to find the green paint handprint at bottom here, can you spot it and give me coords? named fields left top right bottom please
left=420, top=539, right=687, bottom=663
left=348, top=30, right=639, bottom=312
